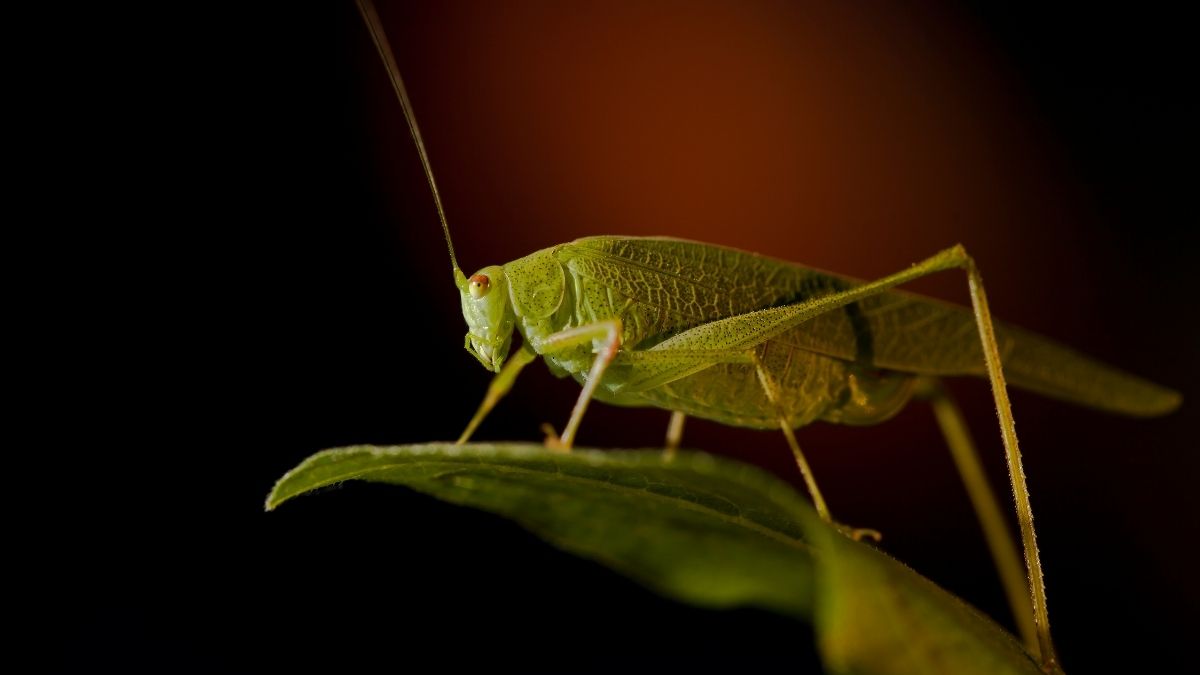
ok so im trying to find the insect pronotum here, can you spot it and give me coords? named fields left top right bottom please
left=355, top=1, right=1180, bottom=669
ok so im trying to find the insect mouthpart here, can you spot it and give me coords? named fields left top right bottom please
left=464, top=332, right=510, bottom=373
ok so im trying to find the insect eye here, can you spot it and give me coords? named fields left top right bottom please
left=469, top=273, right=491, bottom=299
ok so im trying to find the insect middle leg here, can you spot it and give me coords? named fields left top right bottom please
left=537, top=318, right=623, bottom=450
left=663, top=411, right=686, bottom=460
left=749, top=350, right=881, bottom=541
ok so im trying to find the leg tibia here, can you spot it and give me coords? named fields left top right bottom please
left=539, top=319, right=624, bottom=449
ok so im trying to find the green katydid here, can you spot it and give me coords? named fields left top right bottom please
left=356, top=1, right=1179, bottom=670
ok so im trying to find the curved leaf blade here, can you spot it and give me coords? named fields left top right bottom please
left=267, top=443, right=815, bottom=617
left=268, top=442, right=1051, bottom=674
left=803, top=520, right=1046, bottom=675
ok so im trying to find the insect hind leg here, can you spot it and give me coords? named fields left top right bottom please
left=915, top=376, right=1037, bottom=655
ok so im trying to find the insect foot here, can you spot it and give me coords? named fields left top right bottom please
left=539, top=423, right=570, bottom=454
left=836, top=523, right=884, bottom=543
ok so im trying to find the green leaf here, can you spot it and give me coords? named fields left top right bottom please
left=803, top=509, right=1047, bottom=675
left=268, top=443, right=1050, bottom=674
left=267, top=443, right=815, bottom=617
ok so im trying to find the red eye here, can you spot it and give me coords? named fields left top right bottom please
left=469, top=273, right=491, bottom=299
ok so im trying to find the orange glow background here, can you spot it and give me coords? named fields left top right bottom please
left=338, top=2, right=1195, bottom=670
left=356, top=0, right=1194, bottom=667
left=64, top=2, right=1196, bottom=672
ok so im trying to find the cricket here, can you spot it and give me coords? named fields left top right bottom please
left=356, top=1, right=1179, bottom=671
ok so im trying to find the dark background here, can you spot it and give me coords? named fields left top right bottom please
left=52, top=1, right=1196, bottom=672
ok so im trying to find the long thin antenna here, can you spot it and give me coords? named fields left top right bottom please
left=355, top=0, right=463, bottom=281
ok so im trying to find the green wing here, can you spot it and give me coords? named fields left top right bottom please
left=562, top=237, right=1180, bottom=417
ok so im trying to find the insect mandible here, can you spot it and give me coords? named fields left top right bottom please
left=355, top=1, right=1180, bottom=671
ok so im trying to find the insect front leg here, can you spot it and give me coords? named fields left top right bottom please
left=537, top=318, right=623, bottom=450
left=457, top=342, right=538, bottom=444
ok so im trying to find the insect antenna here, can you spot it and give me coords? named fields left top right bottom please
left=355, top=0, right=466, bottom=286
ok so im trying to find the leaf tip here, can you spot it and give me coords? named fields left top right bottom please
left=263, top=476, right=293, bottom=512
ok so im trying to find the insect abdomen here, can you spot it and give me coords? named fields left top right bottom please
left=539, top=239, right=914, bottom=429
left=632, top=348, right=848, bottom=429
left=627, top=344, right=915, bottom=430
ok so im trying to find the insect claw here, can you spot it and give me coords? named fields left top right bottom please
left=835, top=523, right=883, bottom=543
left=540, top=423, right=569, bottom=453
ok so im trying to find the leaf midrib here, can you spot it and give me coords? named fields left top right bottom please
left=277, top=455, right=811, bottom=553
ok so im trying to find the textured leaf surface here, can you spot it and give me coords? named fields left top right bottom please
left=268, top=443, right=1048, bottom=674
left=804, top=518, right=1047, bottom=675
left=267, top=443, right=815, bottom=617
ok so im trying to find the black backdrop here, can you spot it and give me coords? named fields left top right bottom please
left=49, top=2, right=1197, bottom=672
